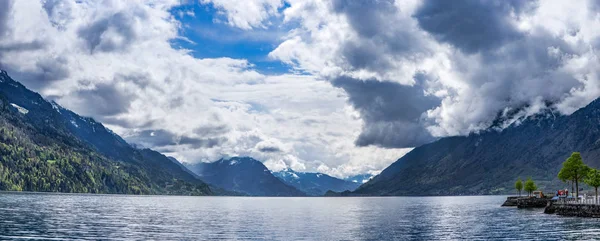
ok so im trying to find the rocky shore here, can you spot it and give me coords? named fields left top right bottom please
left=545, top=202, right=600, bottom=217
left=501, top=196, right=519, bottom=206
left=501, top=196, right=549, bottom=208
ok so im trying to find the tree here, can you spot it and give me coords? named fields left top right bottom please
left=515, top=178, right=523, bottom=196
left=585, top=169, right=600, bottom=204
left=558, top=152, right=590, bottom=199
left=524, top=177, right=537, bottom=196
left=559, top=170, right=575, bottom=197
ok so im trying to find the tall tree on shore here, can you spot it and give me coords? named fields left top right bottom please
left=559, top=173, right=575, bottom=197
left=515, top=178, right=523, bottom=196
left=558, top=152, right=590, bottom=199
left=584, top=169, right=600, bottom=204
left=524, top=177, right=537, bottom=196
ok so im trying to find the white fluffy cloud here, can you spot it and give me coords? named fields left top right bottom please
left=201, top=0, right=284, bottom=29
left=0, top=0, right=407, bottom=178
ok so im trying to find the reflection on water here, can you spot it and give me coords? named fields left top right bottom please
left=0, top=193, right=598, bottom=240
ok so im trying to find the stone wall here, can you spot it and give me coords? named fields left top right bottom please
left=545, top=203, right=600, bottom=217
left=501, top=196, right=549, bottom=208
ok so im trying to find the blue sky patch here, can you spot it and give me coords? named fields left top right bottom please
left=169, top=2, right=293, bottom=75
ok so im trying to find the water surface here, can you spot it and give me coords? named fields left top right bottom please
left=1, top=193, right=598, bottom=240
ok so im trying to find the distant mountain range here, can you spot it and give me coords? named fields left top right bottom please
left=351, top=99, right=600, bottom=196
left=0, top=70, right=212, bottom=195
left=273, top=169, right=361, bottom=196
left=185, top=157, right=306, bottom=196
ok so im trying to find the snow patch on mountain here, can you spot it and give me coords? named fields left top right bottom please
left=10, top=103, right=28, bottom=114
left=70, top=119, right=79, bottom=128
left=50, top=101, right=62, bottom=113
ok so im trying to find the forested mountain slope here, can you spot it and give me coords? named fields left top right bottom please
left=0, top=70, right=211, bottom=195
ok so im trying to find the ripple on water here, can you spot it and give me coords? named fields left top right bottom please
left=0, top=193, right=599, bottom=240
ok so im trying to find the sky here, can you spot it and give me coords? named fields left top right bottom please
left=0, top=0, right=599, bottom=178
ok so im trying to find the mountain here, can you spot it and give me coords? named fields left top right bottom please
left=273, top=169, right=361, bottom=196
left=0, top=70, right=211, bottom=195
left=185, top=157, right=306, bottom=196
left=345, top=174, right=374, bottom=184
left=166, top=156, right=244, bottom=196
left=352, top=99, right=600, bottom=196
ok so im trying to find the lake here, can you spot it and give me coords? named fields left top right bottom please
left=1, top=193, right=599, bottom=240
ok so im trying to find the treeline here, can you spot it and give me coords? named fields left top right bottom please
left=514, top=152, right=600, bottom=202
left=0, top=112, right=151, bottom=194
left=558, top=152, right=600, bottom=201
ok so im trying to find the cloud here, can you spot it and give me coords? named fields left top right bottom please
left=42, top=0, right=76, bottom=30
left=126, top=129, right=226, bottom=149
left=63, top=83, right=134, bottom=117
left=414, top=0, right=533, bottom=53
left=4, top=0, right=599, bottom=179
left=0, top=0, right=12, bottom=38
left=255, top=139, right=283, bottom=153
left=77, top=11, right=141, bottom=53
left=0, top=0, right=408, bottom=179
left=193, top=123, right=231, bottom=137
left=201, top=0, right=284, bottom=30
left=270, top=0, right=440, bottom=147
left=332, top=76, right=439, bottom=148
left=270, top=0, right=600, bottom=146
left=334, top=0, right=428, bottom=77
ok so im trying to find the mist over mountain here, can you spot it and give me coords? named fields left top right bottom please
left=352, top=99, right=600, bottom=196
left=185, top=157, right=306, bottom=196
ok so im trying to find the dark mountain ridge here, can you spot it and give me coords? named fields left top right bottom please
left=353, top=98, right=600, bottom=196
left=185, top=157, right=306, bottom=196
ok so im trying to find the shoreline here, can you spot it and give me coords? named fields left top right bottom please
left=0, top=191, right=517, bottom=198
left=545, top=201, right=600, bottom=217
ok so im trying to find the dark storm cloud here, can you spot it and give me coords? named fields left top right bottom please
left=590, top=0, right=600, bottom=11
left=460, top=29, right=582, bottom=121
left=0, top=0, right=11, bottom=38
left=0, top=41, right=47, bottom=83
left=258, top=146, right=281, bottom=153
left=126, top=129, right=226, bottom=149
left=193, top=124, right=231, bottom=137
left=333, top=76, right=440, bottom=148
left=77, top=10, right=147, bottom=53
left=0, top=41, right=45, bottom=52
left=1, top=56, right=70, bottom=90
left=332, top=0, right=427, bottom=74
left=117, top=72, right=152, bottom=88
left=34, top=57, right=70, bottom=81
left=327, top=0, right=589, bottom=146
left=414, top=0, right=535, bottom=53
left=42, top=0, right=73, bottom=30
left=71, top=83, right=133, bottom=116
left=0, top=1, right=55, bottom=86
left=332, top=0, right=396, bottom=38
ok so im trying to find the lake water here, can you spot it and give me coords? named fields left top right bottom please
left=1, top=193, right=599, bottom=240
